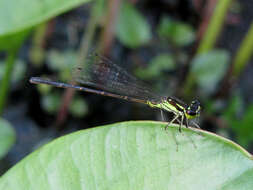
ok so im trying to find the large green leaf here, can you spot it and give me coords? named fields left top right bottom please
left=0, top=121, right=252, bottom=189
left=0, top=0, right=91, bottom=36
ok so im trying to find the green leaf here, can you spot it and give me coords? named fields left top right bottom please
left=116, top=2, right=151, bottom=48
left=36, top=79, right=53, bottom=95
left=0, top=0, right=91, bottom=36
left=224, top=96, right=253, bottom=148
left=70, top=97, right=89, bottom=117
left=0, top=121, right=252, bottom=189
left=46, top=50, right=77, bottom=80
left=135, top=53, right=175, bottom=79
left=0, top=60, right=27, bottom=83
left=158, top=17, right=195, bottom=47
left=190, top=49, right=230, bottom=94
left=0, top=118, right=15, bottom=159
left=41, top=93, right=61, bottom=114
left=235, top=106, right=253, bottom=147
left=0, top=29, right=31, bottom=51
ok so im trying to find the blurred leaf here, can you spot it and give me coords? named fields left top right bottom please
left=36, top=79, right=53, bottom=95
left=70, top=97, right=88, bottom=117
left=41, top=93, right=61, bottom=114
left=205, top=98, right=233, bottom=115
left=0, top=118, right=15, bottom=159
left=235, top=106, right=253, bottom=147
left=93, top=0, right=106, bottom=18
left=190, top=50, right=230, bottom=94
left=204, top=100, right=216, bottom=114
left=0, top=60, right=26, bottom=83
left=224, top=95, right=253, bottom=148
left=47, top=50, right=77, bottom=70
left=0, top=0, right=91, bottom=36
left=116, top=2, right=151, bottom=48
left=158, top=17, right=195, bottom=47
left=150, top=54, right=175, bottom=70
left=0, top=50, right=19, bottom=114
left=29, top=23, right=47, bottom=67
left=47, top=50, right=77, bottom=81
left=0, top=121, right=253, bottom=189
left=224, top=95, right=243, bottom=120
left=0, top=29, right=30, bottom=115
left=0, top=29, right=31, bottom=51
left=135, top=53, right=175, bottom=79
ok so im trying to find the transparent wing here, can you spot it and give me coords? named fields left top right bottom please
left=72, top=53, right=162, bottom=102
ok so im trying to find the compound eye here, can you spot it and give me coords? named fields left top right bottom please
left=192, top=100, right=200, bottom=108
left=187, top=100, right=201, bottom=116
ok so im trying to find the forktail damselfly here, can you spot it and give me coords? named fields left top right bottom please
left=30, top=54, right=201, bottom=131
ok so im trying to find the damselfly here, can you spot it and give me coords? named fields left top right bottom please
left=30, top=54, right=201, bottom=131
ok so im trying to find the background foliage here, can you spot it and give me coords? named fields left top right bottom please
left=0, top=0, right=253, bottom=188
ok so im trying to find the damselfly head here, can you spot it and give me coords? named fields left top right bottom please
left=186, top=100, right=201, bottom=118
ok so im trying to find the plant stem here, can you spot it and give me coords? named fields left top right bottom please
left=197, top=0, right=232, bottom=54
left=77, top=0, right=104, bottom=64
left=0, top=50, right=18, bottom=115
left=183, top=0, right=232, bottom=95
left=98, top=0, right=121, bottom=56
left=232, top=22, right=253, bottom=77
left=55, top=0, right=102, bottom=127
left=29, top=23, right=47, bottom=67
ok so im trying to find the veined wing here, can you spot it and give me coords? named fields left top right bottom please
left=72, top=53, right=162, bottom=103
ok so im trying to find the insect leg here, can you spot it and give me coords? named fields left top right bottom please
left=192, top=121, right=200, bottom=129
left=160, top=109, right=165, bottom=121
left=179, top=114, right=184, bottom=133
left=165, top=114, right=179, bottom=130
left=186, top=118, right=189, bottom=128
